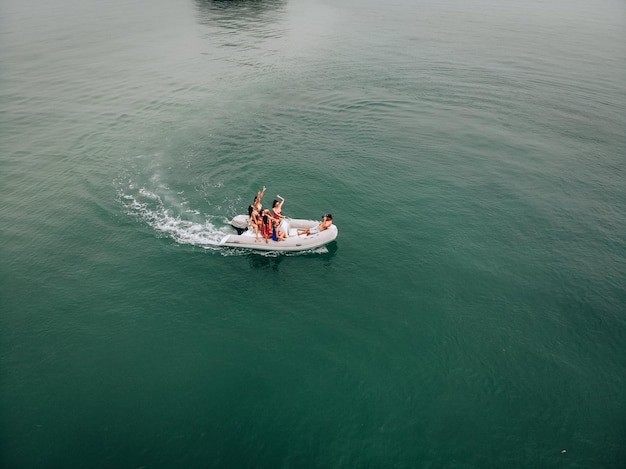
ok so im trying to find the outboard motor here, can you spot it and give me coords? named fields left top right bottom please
left=230, top=215, right=249, bottom=235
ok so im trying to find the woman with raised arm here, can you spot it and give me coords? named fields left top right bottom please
left=253, top=186, right=266, bottom=212
left=271, top=194, right=285, bottom=220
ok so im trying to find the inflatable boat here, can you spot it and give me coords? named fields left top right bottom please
left=219, top=215, right=338, bottom=252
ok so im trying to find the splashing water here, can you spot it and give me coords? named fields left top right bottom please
left=116, top=176, right=231, bottom=250
left=115, top=178, right=328, bottom=256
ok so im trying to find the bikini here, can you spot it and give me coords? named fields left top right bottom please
left=262, top=220, right=272, bottom=238
left=272, top=209, right=283, bottom=241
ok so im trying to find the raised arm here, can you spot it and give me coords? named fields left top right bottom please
left=254, top=186, right=266, bottom=208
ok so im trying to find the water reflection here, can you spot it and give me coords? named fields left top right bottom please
left=193, top=0, right=289, bottom=72
left=247, top=253, right=284, bottom=271
left=193, top=0, right=287, bottom=33
left=246, top=242, right=338, bottom=270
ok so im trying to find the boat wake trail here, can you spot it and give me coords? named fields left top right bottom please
left=116, top=176, right=231, bottom=250
left=115, top=171, right=330, bottom=256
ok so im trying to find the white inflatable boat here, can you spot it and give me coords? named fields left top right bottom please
left=219, top=215, right=338, bottom=252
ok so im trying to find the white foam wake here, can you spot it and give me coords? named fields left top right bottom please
left=115, top=176, right=330, bottom=256
left=117, top=180, right=231, bottom=250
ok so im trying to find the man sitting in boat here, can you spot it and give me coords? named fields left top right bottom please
left=298, top=214, right=333, bottom=236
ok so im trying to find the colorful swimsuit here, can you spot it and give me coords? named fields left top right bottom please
left=262, top=221, right=272, bottom=239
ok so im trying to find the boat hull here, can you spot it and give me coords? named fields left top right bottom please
left=220, top=216, right=338, bottom=252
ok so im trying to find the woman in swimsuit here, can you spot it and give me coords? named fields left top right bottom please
left=271, top=195, right=289, bottom=240
left=248, top=204, right=262, bottom=241
left=261, top=212, right=273, bottom=243
left=271, top=195, right=285, bottom=220
left=254, top=186, right=266, bottom=212
left=271, top=216, right=287, bottom=241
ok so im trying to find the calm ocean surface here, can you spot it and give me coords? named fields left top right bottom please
left=1, top=0, right=625, bottom=467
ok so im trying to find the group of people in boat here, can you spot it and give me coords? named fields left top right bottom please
left=247, top=186, right=285, bottom=243
left=247, top=186, right=333, bottom=243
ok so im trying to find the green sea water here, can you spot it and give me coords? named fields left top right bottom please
left=1, top=0, right=625, bottom=467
